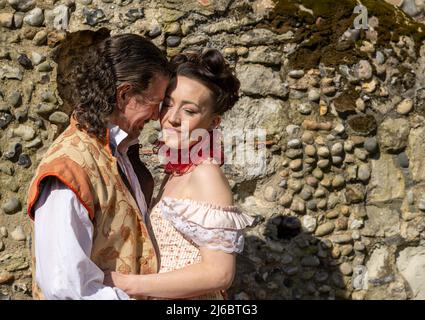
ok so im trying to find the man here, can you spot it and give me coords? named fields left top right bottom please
left=26, top=34, right=170, bottom=299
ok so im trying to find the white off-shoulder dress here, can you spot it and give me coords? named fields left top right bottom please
left=149, top=196, right=255, bottom=299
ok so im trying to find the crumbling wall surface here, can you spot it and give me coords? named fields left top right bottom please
left=1, top=0, right=425, bottom=300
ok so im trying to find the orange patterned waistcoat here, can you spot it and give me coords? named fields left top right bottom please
left=27, top=117, right=158, bottom=299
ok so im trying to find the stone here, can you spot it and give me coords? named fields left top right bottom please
left=45, top=4, right=69, bottom=31
left=308, top=89, right=320, bottom=102
left=244, top=46, right=281, bottom=65
left=278, top=194, right=292, bottom=207
left=354, top=60, right=373, bottom=80
left=345, top=184, right=366, bottom=204
left=25, top=137, right=42, bottom=148
left=352, top=265, right=368, bottom=290
left=366, top=206, right=400, bottom=237
left=236, top=64, right=288, bottom=98
left=354, top=148, right=368, bottom=161
left=4, top=142, right=22, bottom=160
left=14, top=12, right=24, bottom=28
left=344, top=140, right=354, bottom=152
left=350, top=219, right=364, bottom=230
left=37, top=61, right=53, bottom=72
left=166, top=36, right=181, bottom=47
left=335, top=217, right=348, bottom=231
left=0, top=271, right=14, bottom=284
left=0, top=65, right=23, bottom=80
left=301, top=131, right=314, bottom=144
left=357, top=164, right=371, bottom=182
left=331, top=143, right=343, bottom=156
left=83, top=8, right=107, bottom=26
left=287, top=139, right=302, bottom=149
left=289, top=159, right=303, bottom=171
left=0, top=13, right=14, bottom=28
left=18, top=153, right=31, bottom=168
left=396, top=98, right=414, bottom=115
left=8, top=91, right=22, bottom=108
left=363, top=137, right=378, bottom=154
left=299, top=186, right=313, bottom=201
left=0, top=112, right=13, bottom=129
left=369, top=154, right=405, bottom=202
left=11, top=226, right=26, bottom=241
left=340, top=262, right=353, bottom=276
left=0, top=239, right=4, bottom=251
left=367, top=247, right=391, bottom=285
left=23, top=7, right=44, bottom=27
left=286, top=124, right=300, bottom=136
left=264, top=186, right=277, bottom=202
left=378, top=118, right=410, bottom=153
left=290, top=198, right=305, bottom=214
left=317, top=159, right=330, bottom=169
left=30, top=52, right=45, bottom=66
left=286, top=149, right=303, bottom=159
left=0, top=227, right=7, bottom=237
left=315, top=222, right=335, bottom=237
left=288, top=70, right=304, bottom=79
left=237, top=28, right=293, bottom=46
left=33, top=30, right=47, bottom=45
left=397, top=152, right=409, bottom=168
left=317, top=147, right=330, bottom=158
left=301, top=255, right=320, bottom=267
left=2, top=197, right=21, bottom=214
left=304, top=145, right=316, bottom=157
left=18, top=54, right=33, bottom=70
left=347, top=114, right=377, bottom=136
left=332, top=175, right=345, bottom=189
left=49, top=111, right=69, bottom=125
left=407, top=126, right=425, bottom=182
left=0, top=163, right=14, bottom=176
left=12, top=125, right=35, bottom=141
left=7, top=0, right=36, bottom=12
left=330, top=234, right=353, bottom=244
left=401, top=0, right=421, bottom=16
left=354, top=242, right=366, bottom=251
left=287, top=179, right=303, bottom=192
left=397, top=245, right=425, bottom=299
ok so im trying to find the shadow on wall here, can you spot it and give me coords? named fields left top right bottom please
left=228, top=215, right=347, bottom=300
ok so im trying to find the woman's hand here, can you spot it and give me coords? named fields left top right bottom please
left=104, top=271, right=129, bottom=292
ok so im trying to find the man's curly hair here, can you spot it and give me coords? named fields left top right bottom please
left=73, top=34, right=170, bottom=141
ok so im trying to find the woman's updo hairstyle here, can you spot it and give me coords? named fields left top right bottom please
left=170, top=49, right=240, bottom=115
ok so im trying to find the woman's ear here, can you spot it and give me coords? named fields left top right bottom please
left=210, top=115, right=221, bottom=130
left=116, top=83, right=131, bottom=111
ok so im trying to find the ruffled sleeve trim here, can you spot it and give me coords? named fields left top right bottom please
left=158, top=197, right=255, bottom=254
left=160, top=197, right=255, bottom=230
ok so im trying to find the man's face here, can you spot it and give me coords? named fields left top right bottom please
left=118, top=75, right=169, bottom=137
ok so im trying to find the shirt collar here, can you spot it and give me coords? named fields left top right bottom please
left=107, top=124, right=139, bottom=156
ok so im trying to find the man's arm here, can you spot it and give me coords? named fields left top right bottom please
left=34, top=178, right=130, bottom=300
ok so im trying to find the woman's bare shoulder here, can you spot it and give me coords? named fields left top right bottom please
left=188, top=163, right=233, bottom=207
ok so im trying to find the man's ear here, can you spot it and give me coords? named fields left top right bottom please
left=116, top=83, right=131, bottom=111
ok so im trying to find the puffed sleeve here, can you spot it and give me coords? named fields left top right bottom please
left=159, top=197, right=255, bottom=253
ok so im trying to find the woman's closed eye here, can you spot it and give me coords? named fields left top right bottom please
left=184, top=109, right=197, bottom=115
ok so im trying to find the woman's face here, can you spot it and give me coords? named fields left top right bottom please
left=160, top=76, right=220, bottom=149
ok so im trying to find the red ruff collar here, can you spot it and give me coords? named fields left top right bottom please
left=156, top=131, right=224, bottom=175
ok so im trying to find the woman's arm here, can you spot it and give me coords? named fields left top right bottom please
left=105, top=247, right=236, bottom=299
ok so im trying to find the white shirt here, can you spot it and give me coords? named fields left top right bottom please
left=34, top=125, right=148, bottom=300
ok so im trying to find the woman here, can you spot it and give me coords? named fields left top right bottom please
left=105, top=49, right=254, bottom=299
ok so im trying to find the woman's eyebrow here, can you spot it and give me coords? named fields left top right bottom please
left=181, top=100, right=199, bottom=108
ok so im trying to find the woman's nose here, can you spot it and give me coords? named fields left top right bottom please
left=168, top=109, right=181, bottom=125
